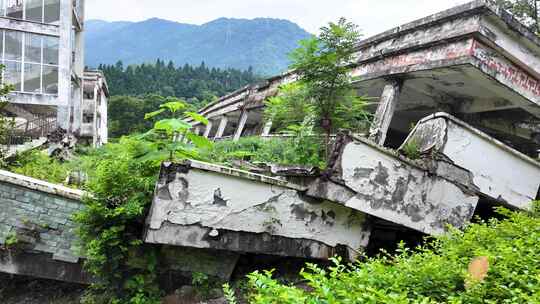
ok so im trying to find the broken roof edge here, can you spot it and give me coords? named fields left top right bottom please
left=166, top=160, right=308, bottom=191
left=346, top=134, right=428, bottom=172
left=83, top=70, right=110, bottom=97
left=0, top=169, right=84, bottom=201
left=412, top=112, right=540, bottom=168
left=193, top=70, right=296, bottom=118
left=355, top=0, right=540, bottom=51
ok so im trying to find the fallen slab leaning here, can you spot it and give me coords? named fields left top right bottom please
left=401, top=112, right=540, bottom=210
left=308, top=134, right=480, bottom=236
left=144, top=161, right=372, bottom=261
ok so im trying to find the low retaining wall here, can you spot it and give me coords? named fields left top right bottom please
left=0, top=170, right=89, bottom=284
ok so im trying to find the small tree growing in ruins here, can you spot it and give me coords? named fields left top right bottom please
left=272, top=18, right=370, bottom=160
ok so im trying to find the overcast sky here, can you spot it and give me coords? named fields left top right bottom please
left=86, top=0, right=472, bottom=36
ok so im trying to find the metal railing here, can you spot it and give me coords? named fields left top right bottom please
left=1, top=116, right=57, bottom=148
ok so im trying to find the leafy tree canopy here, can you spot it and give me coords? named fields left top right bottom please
left=496, top=0, right=540, bottom=33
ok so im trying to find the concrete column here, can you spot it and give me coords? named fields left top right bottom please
left=369, top=79, right=403, bottom=146
left=203, top=120, right=214, bottom=138
left=233, top=110, right=249, bottom=142
left=193, top=126, right=201, bottom=136
left=57, top=0, right=73, bottom=131
left=92, top=83, right=99, bottom=147
left=215, top=116, right=229, bottom=139
left=261, top=120, right=273, bottom=136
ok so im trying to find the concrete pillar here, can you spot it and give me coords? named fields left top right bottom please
left=71, top=2, right=85, bottom=135
left=92, top=83, right=99, bottom=147
left=203, top=120, right=214, bottom=138
left=215, top=116, right=229, bottom=139
left=369, top=79, right=403, bottom=146
left=233, top=110, right=249, bottom=142
left=57, top=0, right=73, bottom=131
left=193, top=126, right=201, bottom=136
left=261, top=120, right=273, bottom=136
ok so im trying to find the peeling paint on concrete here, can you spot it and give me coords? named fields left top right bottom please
left=324, top=136, right=479, bottom=235
left=403, top=113, right=540, bottom=209
left=145, top=162, right=371, bottom=260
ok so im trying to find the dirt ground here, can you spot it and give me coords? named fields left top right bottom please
left=0, top=273, right=84, bottom=304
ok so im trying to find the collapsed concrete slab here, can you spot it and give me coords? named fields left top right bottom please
left=308, top=135, right=480, bottom=236
left=401, top=112, right=540, bottom=209
left=144, top=161, right=371, bottom=261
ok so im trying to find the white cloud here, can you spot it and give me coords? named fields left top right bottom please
left=85, top=0, right=472, bottom=35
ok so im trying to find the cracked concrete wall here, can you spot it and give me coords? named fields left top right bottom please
left=145, top=162, right=371, bottom=260
left=403, top=113, right=540, bottom=209
left=322, top=136, right=479, bottom=235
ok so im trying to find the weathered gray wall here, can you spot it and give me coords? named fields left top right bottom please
left=0, top=171, right=88, bottom=283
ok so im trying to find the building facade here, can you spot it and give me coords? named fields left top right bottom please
left=81, top=70, right=108, bottom=147
left=0, top=0, right=106, bottom=147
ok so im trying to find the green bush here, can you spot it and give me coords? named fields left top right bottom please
left=8, top=150, right=73, bottom=184
left=200, top=135, right=325, bottom=169
left=75, top=138, right=162, bottom=304
left=246, top=203, right=540, bottom=304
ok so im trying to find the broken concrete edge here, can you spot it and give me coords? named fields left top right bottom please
left=200, top=73, right=295, bottom=115
left=0, top=250, right=91, bottom=285
left=173, top=160, right=308, bottom=192
left=402, top=112, right=540, bottom=168
left=145, top=223, right=362, bottom=262
left=342, top=134, right=428, bottom=172
left=327, top=133, right=481, bottom=199
left=0, top=169, right=84, bottom=201
left=355, top=0, right=540, bottom=51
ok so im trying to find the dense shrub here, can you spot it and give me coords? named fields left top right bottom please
left=7, top=150, right=73, bottom=184
left=245, top=203, right=540, bottom=304
left=200, top=135, right=325, bottom=168
left=74, top=138, right=162, bottom=304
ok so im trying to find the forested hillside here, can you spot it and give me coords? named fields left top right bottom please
left=86, top=18, right=312, bottom=75
left=101, top=60, right=261, bottom=138
left=100, top=60, right=260, bottom=100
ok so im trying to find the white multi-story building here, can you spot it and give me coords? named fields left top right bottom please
left=81, top=70, right=108, bottom=147
left=0, top=0, right=107, bottom=147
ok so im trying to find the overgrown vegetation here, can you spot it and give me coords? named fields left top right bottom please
left=238, top=203, right=540, bottom=304
left=74, top=98, right=211, bottom=304
left=496, top=0, right=540, bottom=34
left=401, top=139, right=421, bottom=160
left=7, top=150, right=74, bottom=184
left=108, top=94, right=215, bottom=139
left=265, top=18, right=371, bottom=160
left=200, top=133, right=325, bottom=168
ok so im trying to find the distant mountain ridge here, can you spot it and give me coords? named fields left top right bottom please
left=85, top=17, right=312, bottom=75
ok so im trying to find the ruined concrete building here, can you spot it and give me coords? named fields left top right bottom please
left=0, top=0, right=539, bottom=284
left=188, top=1, right=540, bottom=158
left=81, top=70, right=108, bottom=147
left=0, top=0, right=108, bottom=148
left=176, top=0, right=540, bottom=266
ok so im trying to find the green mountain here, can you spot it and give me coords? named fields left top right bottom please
left=85, top=18, right=312, bottom=76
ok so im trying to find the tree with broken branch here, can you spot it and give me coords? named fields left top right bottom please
left=286, top=18, right=370, bottom=159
